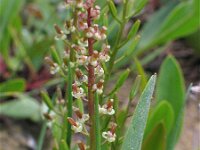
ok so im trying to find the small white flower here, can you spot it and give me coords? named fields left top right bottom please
left=100, top=54, right=110, bottom=62
left=73, top=107, right=89, bottom=124
left=95, top=65, right=104, bottom=77
left=78, top=39, right=88, bottom=47
left=78, top=21, right=88, bottom=31
left=81, top=75, right=88, bottom=83
left=64, top=19, right=76, bottom=34
left=100, top=34, right=107, bottom=40
left=93, top=84, right=103, bottom=94
left=54, top=24, right=66, bottom=40
left=77, top=1, right=83, bottom=8
left=99, top=105, right=107, bottom=114
left=72, top=122, right=83, bottom=133
left=99, top=105, right=115, bottom=115
left=75, top=68, right=88, bottom=84
left=102, top=131, right=116, bottom=142
left=89, top=57, right=98, bottom=66
left=55, top=34, right=66, bottom=41
left=94, top=32, right=102, bottom=40
left=67, top=117, right=83, bottom=133
left=93, top=79, right=104, bottom=94
left=72, top=44, right=87, bottom=55
left=86, top=27, right=95, bottom=38
left=99, top=99, right=115, bottom=115
left=89, top=51, right=99, bottom=66
left=72, top=83, right=85, bottom=99
left=86, top=32, right=93, bottom=38
left=77, top=55, right=88, bottom=65
left=63, top=29, right=70, bottom=35
left=69, top=26, right=76, bottom=32
left=107, top=108, right=115, bottom=115
left=72, top=87, right=85, bottom=99
left=50, top=63, right=60, bottom=74
left=78, top=114, right=89, bottom=123
left=97, top=88, right=103, bottom=94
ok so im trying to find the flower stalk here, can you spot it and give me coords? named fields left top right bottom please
left=87, top=7, right=96, bottom=150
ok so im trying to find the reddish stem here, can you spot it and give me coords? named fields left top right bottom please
left=87, top=7, right=95, bottom=150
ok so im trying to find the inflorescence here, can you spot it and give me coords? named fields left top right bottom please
left=45, top=0, right=116, bottom=147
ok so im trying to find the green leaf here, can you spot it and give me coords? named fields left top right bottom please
left=108, top=0, right=121, bottom=24
left=41, top=90, right=54, bottom=110
left=108, top=69, right=130, bottom=95
left=136, top=2, right=177, bottom=55
left=75, top=99, right=84, bottom=113
left=0, top=94, right=41, bottom=122
left=0, top=0, right=24, bottom=42
left=144, top=101, right=174, bottom=138
left=136, top=0, right=199, bottom=56
left=28, top=38, right=53, bottom=71
left=133, top=57, right=147, bottom=90
left=96, top=0, right=107, bottom=7
left=139, top=46, right=167, bottom=67
left=142, top=123, right=166, bottom=150
left=60, top=139, right=69, bottom=150
left=114, top=35, right=140, bottom=68
left=127, top=0, right=148, bottom=17
left=0, top=0, right=24, bottom=70
left=121, top=75, right=156, bottom=150
left=52, top=121, right=62, bottom=145
left=37, top=122, right=48, bottom=150
left=157, top=1, right=199, bottom=42
left=51, top=47, right=62, bottom=65
left=0, top=79, right=26, bottom=96
left=127, top=20, right=141, bottom=40
left=156, top=55, right=185, bottom=150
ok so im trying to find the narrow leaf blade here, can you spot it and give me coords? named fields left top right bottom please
left=121, top=75, right=156, bottom=150
left=109, top=69, right=130, bottom=95
left=0, top=94, right=41, bottom=122
left=0, top=78, right=26, bottom=95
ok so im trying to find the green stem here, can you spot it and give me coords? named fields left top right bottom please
left=66, top=63, right=73, bottom=147
left=37, top=122, right=47, bottom=150
left=94, top=93, right=101, bottom=150
left=105, top=0, right=129, bottom=85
